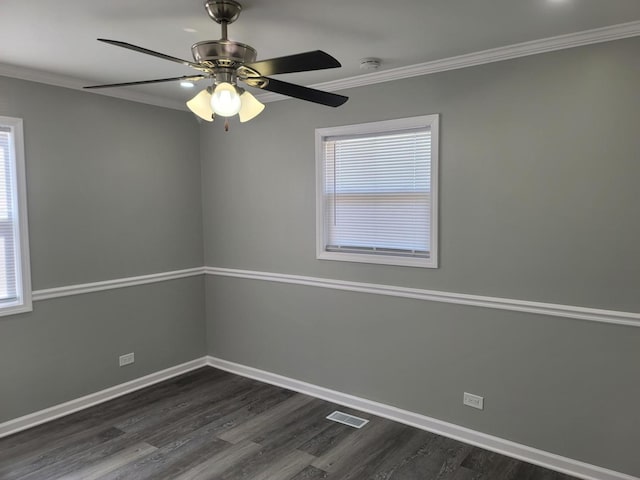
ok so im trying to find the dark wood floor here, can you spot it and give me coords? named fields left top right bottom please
left=0, top=367, right=579, bottom=480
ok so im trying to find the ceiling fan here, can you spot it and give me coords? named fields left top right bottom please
left=84, top=0, right=348, bottom=126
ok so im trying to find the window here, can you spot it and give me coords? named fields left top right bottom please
left=316, top=115, right=439, bottom=268
left=0, top=116, right=32, bottom=316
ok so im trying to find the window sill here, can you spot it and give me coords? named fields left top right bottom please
left=317, top=250, right=438, bottom=268
left=0, top=301, right=33, bottom=317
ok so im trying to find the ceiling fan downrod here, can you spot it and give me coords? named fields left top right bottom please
left=204, top=0, right=242, bottom=40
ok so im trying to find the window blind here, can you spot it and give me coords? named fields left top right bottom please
left=322, top=127, right=432, bottom=258
left=0, top=126, right=19, bottom=303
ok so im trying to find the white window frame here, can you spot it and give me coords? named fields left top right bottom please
left=315, top=114, right=439, bottom=268
left=0, top=116, right=32, bottom=316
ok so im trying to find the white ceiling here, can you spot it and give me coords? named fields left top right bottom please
left=1, top=0, right=639, bottom=110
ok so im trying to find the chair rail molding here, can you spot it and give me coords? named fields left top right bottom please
left=26, top=265, right=640, bottom=327
left=32, top=267, right=206, bottom=301
left=204, top=267, right=640, bottom=328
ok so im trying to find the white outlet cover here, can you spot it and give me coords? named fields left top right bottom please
left=119, top=353, right=135, bottom=367
left=463, top=392, right=484, bottom=410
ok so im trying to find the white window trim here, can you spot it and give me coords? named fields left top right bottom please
left=0, top=116, right=32, bottom=316
left=315, top=114, right=439, bottom=269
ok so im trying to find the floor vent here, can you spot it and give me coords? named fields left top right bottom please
left=326, top=411, right=369, bottom=429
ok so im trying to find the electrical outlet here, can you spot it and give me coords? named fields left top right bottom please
left=463, top=392, right=484, bottom=410
left=119, top=352, right=135, bottom=367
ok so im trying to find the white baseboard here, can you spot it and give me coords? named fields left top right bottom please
left=206, top=356, right=638, bottom=480
left=0, top=357, right=207, bottom=438
left=2, top=355, right=635, bottom=480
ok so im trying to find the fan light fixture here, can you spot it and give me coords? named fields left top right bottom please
left=187, top=84, right=264, bottom=123
left=85, top=0, right=348, bottom=129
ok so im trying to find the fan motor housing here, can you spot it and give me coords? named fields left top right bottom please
left=191, top=40, right=257, bottom=67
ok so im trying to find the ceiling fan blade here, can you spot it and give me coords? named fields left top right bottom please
left=97, top=38, right=203, bottom=70
left=84, top=75, right=205, bottom=89
left=260, top=77, right=348, bottom=107
left=244, top=51, right=341, bottom=76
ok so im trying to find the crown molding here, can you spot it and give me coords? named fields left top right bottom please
left=0, top=63, right=187, bottom=111
left=2, top=21, right=639, bottom=109
left=256, top=20, right=640, bottom=103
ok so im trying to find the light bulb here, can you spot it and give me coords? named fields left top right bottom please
left=210, top=82, right=242, bottom=117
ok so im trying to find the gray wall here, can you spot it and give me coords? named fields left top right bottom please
left=1, top=37, right=638, bottom=477
left=202, top=38, right=640, bottom=476
left=0, top=77, right=205, bottom=422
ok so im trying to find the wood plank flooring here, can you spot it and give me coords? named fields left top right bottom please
left=0, top=367, right=580, bottom=480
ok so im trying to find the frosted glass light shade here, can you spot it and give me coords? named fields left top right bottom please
left=186, top=89, right=214, bottom=122
left=238, top=91, right=265, bottom=123
left=210, top=83, right=242, bottom=117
